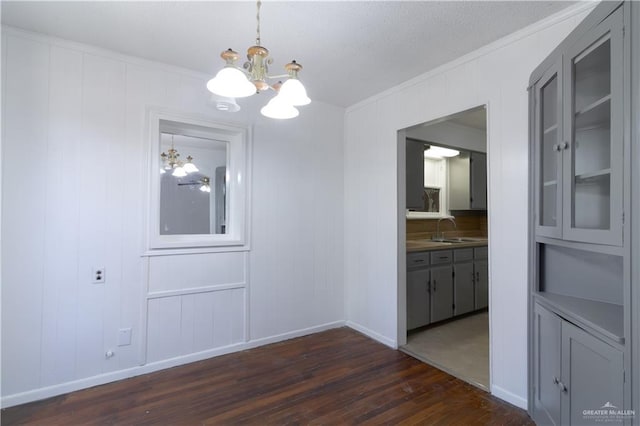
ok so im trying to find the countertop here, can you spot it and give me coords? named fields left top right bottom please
left=407, top=238, right=488, bottom=252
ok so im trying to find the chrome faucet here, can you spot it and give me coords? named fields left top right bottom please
left=435, top=217, right=457, bottom=240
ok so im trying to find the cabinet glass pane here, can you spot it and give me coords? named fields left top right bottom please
left=574, top=39, right=610, bottom=113
left=542, top=184, right=558, bottom=226
left=572, top=37, right=611, bottom=230
left=540, top=74, right=559, bottom=227
left=574, top=174, right=610, bottom=229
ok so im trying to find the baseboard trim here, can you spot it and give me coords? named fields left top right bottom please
left=345, top=321, right=397, bottom=349
left=1, top=320, right=345, bottom=408
left=491, top=384, right=528, bottom=410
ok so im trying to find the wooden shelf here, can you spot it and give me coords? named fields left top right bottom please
left=534, top=292, right=624, bottom=345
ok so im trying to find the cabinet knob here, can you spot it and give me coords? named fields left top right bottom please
left=433, top=280, right=437, bottom=292
left=553, top=144, right=560, bottom=151
left=561, top=141, right=569, bottom=150
left=558, top=381, right=568, bottom=393
left=553, top=377, right=568, bottom=392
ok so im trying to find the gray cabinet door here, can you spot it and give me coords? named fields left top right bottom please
left=453, top=262, right=474, bottom=316
left=560, top=321, right=624, bottom=425
left=406, top=139, right=425, bottom=209
left=430, top=265, right=453, bottom=323
left=533, top=304, right=562, bottom=426
left=407, top=269, right=430, bottom=330
left=470, top=152, right=487, bottom=209
left=561, top=7, right=623, bottom=246
left=448, top=152, right=470, bottom=210
left=449, top=151, right=488, bottom=210
left=474, top=260, right=488, bottom=309
left=534, top=62, right=564, bottom=239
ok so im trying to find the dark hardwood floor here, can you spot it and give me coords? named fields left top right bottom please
left=2, top=327, right=533, bottom=425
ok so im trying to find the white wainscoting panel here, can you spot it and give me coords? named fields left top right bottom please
left=148, top=252, right=246, bottom=294
left=146, top=288, right=245, bottom=363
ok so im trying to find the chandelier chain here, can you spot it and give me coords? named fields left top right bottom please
left=256, top=0, right=261, bottom=45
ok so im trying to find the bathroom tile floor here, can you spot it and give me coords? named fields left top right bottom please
left=402, top=311, right=489, bottom=390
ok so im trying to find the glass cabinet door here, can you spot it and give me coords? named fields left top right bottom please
left=535, top=64, right=563, bottom=238
left=562, top=8, right=623, bottom=246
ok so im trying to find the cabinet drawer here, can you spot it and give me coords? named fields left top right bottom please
left=431, top=250, right=453, bottom=265
left=407, top=252, right=430, bottom=268
left=454, top=248, right=473, bottom=262
left=474, top=246, right=488, bottom=260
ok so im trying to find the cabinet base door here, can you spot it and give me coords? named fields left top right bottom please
left=561, top=321, right=624, bottom=425
left=407, top=269, right=430, bottom=330
left=533, top=304, right=562, bottom=426
left=474, top=260, right=488, bottom=309
left=430, top=265, right=453, bottom=323
left=454, top=263, right=474, bottom=315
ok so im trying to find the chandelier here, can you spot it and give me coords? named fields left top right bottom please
left=160, top=135, right=199, bottom=177
left=206, top=1, right=310, bottom=119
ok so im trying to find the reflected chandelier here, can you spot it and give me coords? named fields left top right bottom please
left=160, top=135, right=199, bottom=177
left=206, top=0, right=310, bottom=119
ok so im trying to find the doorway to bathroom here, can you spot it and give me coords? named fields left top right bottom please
left=399, top=105, right=490, bottom=390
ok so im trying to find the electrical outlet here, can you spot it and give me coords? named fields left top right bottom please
left=92, top=267, right=105, bottom=284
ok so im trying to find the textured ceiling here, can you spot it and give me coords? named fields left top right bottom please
left=1, top=1, right=577, bottom=107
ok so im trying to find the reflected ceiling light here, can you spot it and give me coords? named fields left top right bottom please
left=160, top=135, right=199, bottom=176
left=424, top=146, right=460, bottom=159
left=205, top=0, right=310, bottom=119
left=199, top=176, right=211, bottom=193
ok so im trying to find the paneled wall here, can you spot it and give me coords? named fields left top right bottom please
left=343, top=4, right=595, bottom=408
left=1, top=28, right=345, bottom=405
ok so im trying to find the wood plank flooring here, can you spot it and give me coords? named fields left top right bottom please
left=1, top=328, right=533, bottom=425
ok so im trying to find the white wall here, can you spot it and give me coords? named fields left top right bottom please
left=1, top=27, right=345, bottom=406
left=343, top=4, right=595, bottom=408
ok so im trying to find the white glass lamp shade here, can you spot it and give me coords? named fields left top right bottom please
left=278, top=78, right=310, bottom=106
left=206, top=67, right=256, bottom=99
left=261, top=96, right=299, bottom=119
left=199, top=184, right=211, bottom=193
left=183, top=162, right=199, bottom=173
left=172, top=166, right=187, bottom=177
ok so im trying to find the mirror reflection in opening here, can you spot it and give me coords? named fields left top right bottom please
left=159, top=132, right=228, bottom=235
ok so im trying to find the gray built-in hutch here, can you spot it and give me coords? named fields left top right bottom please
left=528, top=1, right=639, bottom=425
